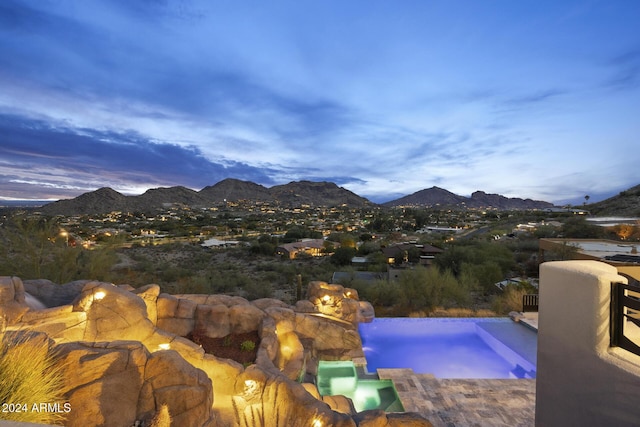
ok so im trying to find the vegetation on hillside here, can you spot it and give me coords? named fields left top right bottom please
left=0, top=216, right=119, bottom=283
left=1, top=205, right=638, bottom=316
left=587, top=184, right=640, bottom=217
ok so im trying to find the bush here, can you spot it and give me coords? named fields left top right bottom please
left=240, top=340, right=256, bottom=352
left=0, top=331, right=67, bottom=425
left=331, top=247, right=357, bottom=266
left=492, top=284, right=535, bottom=314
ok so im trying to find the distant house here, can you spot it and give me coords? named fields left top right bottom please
left=276, top=238, right=338, bottom=259
left=201, top=238, right=241, bottom=248
left=382, top=242, right=444, bottom=266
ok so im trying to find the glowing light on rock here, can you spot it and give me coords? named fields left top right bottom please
left=94, top=291, right=106, bottom=300
left=158, top=343, right=170, bottom=350
left=312, top=418, right=323, bottom=427
left=243, top=379, right=258, bottom=396
left=322, top=295, right=331, bottom=304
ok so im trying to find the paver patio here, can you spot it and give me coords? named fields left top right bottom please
left=378, top=369, right=536, bottom=427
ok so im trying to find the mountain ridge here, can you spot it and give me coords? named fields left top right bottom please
left=39, top=179, right=373, bottom=215
left=38, top=178, right=571, bottom=215
left=586, top=184, right=640, bottom=216
left=382, top=186, right=554, bottom=210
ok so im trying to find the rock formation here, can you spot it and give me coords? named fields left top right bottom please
left=0, top=277, right=433, bottom=427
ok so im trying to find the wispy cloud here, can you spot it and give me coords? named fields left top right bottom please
left=0, top=1, right=639, bottom=205
left=501, top=89, right=567, bottom=108
left=605, top=47, right=640, bottom=90
left=0, top=114, right=277, bottom=196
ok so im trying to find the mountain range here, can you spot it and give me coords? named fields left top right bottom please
left=383, top=186, right=554, bottom=210
left=38, top=179, right=373, bottom=215
left=37, top=179, right=562, bottom=216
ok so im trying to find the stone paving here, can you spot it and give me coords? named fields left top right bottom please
left=378, top=369, right=536, bottom=427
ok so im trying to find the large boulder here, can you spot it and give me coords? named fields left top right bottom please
left=0, top=276, right=29, bottom=324
left=358, top=301, right=376, bottom=323
left=157, top=293, right=196, bottom=336
left=194, top=304, right=230, bottom=338
left=231, top=365, right=356, bottom=427
left=322, top=395, right=356, bottom=415
left=306, top=281, right=361, bottom=324
left=228, top=303, right=266, bottom=334
left=18, top=304, right=87, bottom=341
left=140, top=349, right=214, bottom=426
left=56, top=340, right=214, bottom=427
left=251, top=298, right=290, bottom=311
left=57, top=340, right=148, bottom=427
left=72, top=281, right=155, bottom=342
left=23, top=279, right=89, bottom=307
left=133, top=284, right=161, bottom=325
left=175, top=294, right=251, bottom=307
left=294, top=313, right=363, bottom=360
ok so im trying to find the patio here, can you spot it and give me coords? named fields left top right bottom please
left=378, top=368, right=536, bottom=427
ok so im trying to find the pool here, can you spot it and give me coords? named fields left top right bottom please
left=317, top=361, right=404, bottom=412
left=359, top=318, right=537, bottom=379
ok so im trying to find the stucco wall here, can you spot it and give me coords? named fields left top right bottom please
left=535, top=261, right=640, bottom=427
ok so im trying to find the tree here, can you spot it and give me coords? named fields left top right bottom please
left=561, top=217, right=604, bottom=239
left=397, top=266, right=471, bottom=311
left=331, top=247, right=357, bottom=266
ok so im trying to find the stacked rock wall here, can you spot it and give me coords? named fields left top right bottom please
left=0, top=276, right=432, bottom=427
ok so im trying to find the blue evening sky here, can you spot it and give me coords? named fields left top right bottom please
left=1, top=0, right=639, bottom=204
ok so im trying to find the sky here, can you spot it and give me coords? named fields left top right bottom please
left=1, top=1, right=639, bottom=205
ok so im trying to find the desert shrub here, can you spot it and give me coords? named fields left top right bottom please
left=0, top=331, right=67, bottom=425
left=460, top=261, right=504, bottom=292
left=240, top=340, right=256, bottom=352
left=243, top=280, right=273, bottom=300
left=331, top=247, right=357, bottom=266
left=429, top=307, right=497, bottom=317
left=492, top=284, right=536, bottom=314
left=398, top=266, right=472, bottom=312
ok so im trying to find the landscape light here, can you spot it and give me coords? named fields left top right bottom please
left=312, top=418, right=323, bottom=427
left=60, top=230, right=69, bottom=246
left=93, top=291, right=106, bottom=300
left=321, top=295, right=331, bottom=304
left=243, top=379, right=258, bottom=396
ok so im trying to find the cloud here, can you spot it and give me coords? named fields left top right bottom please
left=502, top=89, right=567, bottom=107
left=606, top=47, right=640, bottom=90
left=0, top=114, right=277, bottom=195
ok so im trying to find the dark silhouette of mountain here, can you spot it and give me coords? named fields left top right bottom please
left=384, top=186, right=553, bottom=210
left=586, top=184, right=640, bottom=216
left=39, top=178, right=562, bottom=215
left=40, top=187, right=129, bottom=216
left=469, top=191, right=554, bottom=210
left=199, top=178, right=274, bottom=203
left=269, top=181, right=370, bottom=207
left=383, top=186, right=468, bottom=207
left=39, top=179, right=373, bottom=215
left=138, top=186, right=208, bottom=207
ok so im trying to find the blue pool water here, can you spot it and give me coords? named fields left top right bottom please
left=359, top=318, right=537, bottom=379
